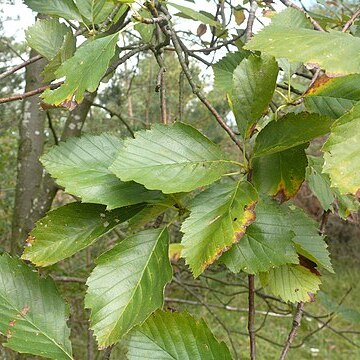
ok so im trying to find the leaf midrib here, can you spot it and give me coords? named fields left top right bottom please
left=102, top=228, right=168, bottom=344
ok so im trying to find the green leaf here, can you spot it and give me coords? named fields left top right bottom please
left=125, top=310, right=232, bottom=359
left=304, top=74, right=360, bottom=118
left=270, top=8, right=312, bottom=29
left=24, top=0, right=82, bottom=22
left=253, top=145, right=307, bottom=201
left=25, top=19, right=72, bottom=60
left=278, top=58, right=302, bottom=79
left=306, top=156, right=359, bottom=218
left=22, top=202, right=144, bottom=266
left=128, top=201, right=174, bottom=233
left=306, top=155, right=335, bottom=211
left=322, top=101, right=360, bottom=195
left=75, top=0, right=113, bottom=24
left=41, top=134, right=163, bottom=209
left=230, top=54, right=278, bottom=137
left=109, top=122, right=233, bottom=194
left=213, top=51, right=249, bottom=92
left=43, top=33, right=118, bottom=105
left=0, top=254, right=72, bottom=359
left=181, top=180, right=258, bottom=277
left=42, top=31, right=76, bottom=82
left=286, top=206, right=333, bottom=273
left=245, top=21, right=360, bottom=75
left=260, top=264, right=321, bottom=303
left=85, top=228, right=172, bottom=348
left=334, top=188, right=360, bottom=219
left=220, top=199, right=298, bottom=274
left=168, top=3, right=221, bottom=27
left=254, top=112, right=333, bottom=157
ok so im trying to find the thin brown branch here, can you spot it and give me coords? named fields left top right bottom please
left=279, top=0, right=325, bottom=31
left=91, top=103, right=135, bottom=138
left=173, top=277, right=239, bottom=359
left=245, top=0, right=257, bottom=41
left=279, top=301, right=304, bottom=360
left=0, top=82, right=62, bottom=104
left=46, top=111, right=59, bottom=145
left=342, top=7, right=360, bottom=32
left=319, top=210, right=330, bottom=235
left=178, top=70, right=184, bottom=121
left=165, top=297, right=292, bottom=317
left=153, top=49, right=168, bottom=124
left=248, top=274, right=256, bottom=360
left=0, top=54, right=42, bottom=81
left=166, top=21, right=244, bottom=154
left=0, top=45, right=150, bottom=105
left=102, top=347, right=113, bottom=360
left=53, top=276, right=86, bottom=283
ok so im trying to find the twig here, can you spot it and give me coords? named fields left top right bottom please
left=165, top=297, right=292, bottom=317
left=342, top=7, right=360, bottom=32
left=53, top=276, right=86, bottom=283
left=173, top=277, right=239, bottom=359
left=279, top=0, right=325, bottom=31
left=248, top=274, right=256, bottom=360
left=166, top=21, right=244, bottom=153
left=102, top=346, right=113, bottom=360
left=46, top=111, right=59, bottom=145
left=1, top=38, right=26, bottom=61
left=178, top=71, right=184, bottom=121
left=245, top=0, right=257, bottom=41
left=91, top=102, right=135, bottom=138
left=0, top=54, right=42, bottom=81
left=279, top=302, right=304, bottom=360
left=277, top=83, right=302, bottom=96
left=153, top=49, right=168, bottom=124
left=0, top=45, right=150, bottom=105
left=319, top=210, right=330, bottom=235
left=0, top=82, right=62, bottom=104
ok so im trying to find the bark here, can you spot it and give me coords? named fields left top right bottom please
left=11, top=48, right=47, bottom=255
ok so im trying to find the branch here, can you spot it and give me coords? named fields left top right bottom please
left=342, top=7, right=360, bottom=32
left=165, top=297, right=291, bottom=317
left=279, top=301, right=304, bottom=360
left=173, top=277, right=239, bottom=359
left=46, top=111, right=59, bottom=145
left=152, top=49, right=168, bottom=124
left=91, top=102, right=135, bottom=138
left=245, top=0, right=257, bottom=41
left=165, top=20, right=244, bottom=153
left=0, top=54, right=43, bottom=81
left=0, top=45, right=150, bottom=105
left=0, top=82, right=62, bottom=104
left=248, top=274, right=256, bottom=360
left=53, top=276, right=86, bottom=283
left=279, top=0, right=325, bottom=32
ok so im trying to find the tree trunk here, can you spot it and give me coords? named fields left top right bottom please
left=11, top=48, right=47, bottom=255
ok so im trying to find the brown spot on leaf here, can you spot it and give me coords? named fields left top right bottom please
left=7, top=329, right=12, bottom=340
left=19, top=305, right=30, bottom=317
left=200, top=201, right=258, bottom=272
left=299, top=255, right=321, bottom=276
left=305, top=74, right=332, bottom=95
left=9, top=319, right=16, bottom=327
